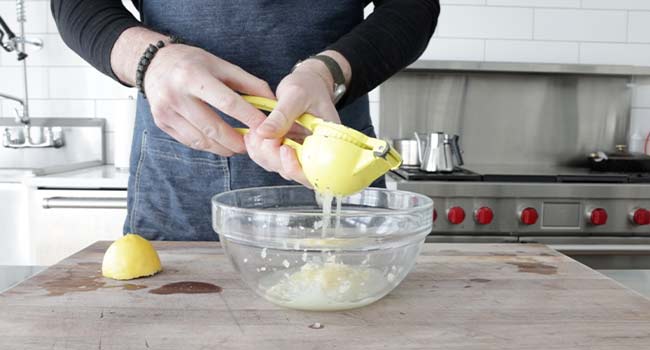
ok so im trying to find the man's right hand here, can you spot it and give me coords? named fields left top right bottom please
left=111, top=27, right=275, bottom=156
left=144, top=44, right=275, bottom=155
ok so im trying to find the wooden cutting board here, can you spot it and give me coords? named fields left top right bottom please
left=1, top=242, right=649, bottom=350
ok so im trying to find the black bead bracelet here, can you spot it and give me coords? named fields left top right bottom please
left=136, top=36, right=183, bottom=98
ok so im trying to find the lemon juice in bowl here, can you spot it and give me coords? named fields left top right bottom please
left=212, top=186, right=433, bottom=311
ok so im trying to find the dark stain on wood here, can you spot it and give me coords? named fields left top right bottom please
left=149, top=282, right=222, bottom=295
left=470, top=278, right=491, bottom=283
left=41, top=266, right=105, bottom=296
left=104, top=284, right=148, bottom=291
left=40, top=262, right=150, bottom=296
left=122, top=284, right=148, bottom=291
left=508, top=261, right=558, bottom=275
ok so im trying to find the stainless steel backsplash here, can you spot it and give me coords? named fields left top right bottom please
left=379, top=71, right=632, bottom=167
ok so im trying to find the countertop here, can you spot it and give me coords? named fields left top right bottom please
left=1, top=242, right=650, bottom=349
left=20, top=165, right=128, bottom=189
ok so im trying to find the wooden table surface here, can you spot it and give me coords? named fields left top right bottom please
left=1, top=242, right=649, bottom=350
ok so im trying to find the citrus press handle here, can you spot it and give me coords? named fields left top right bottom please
left=234, top=128, right=302, bottom=151
left=241, top=95, right=321, bottom=132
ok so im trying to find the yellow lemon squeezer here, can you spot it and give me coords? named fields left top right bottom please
left=237, top=96, right=402, bottom=196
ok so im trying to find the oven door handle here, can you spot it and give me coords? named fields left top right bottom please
left=42, top=197, right=127, bottom=209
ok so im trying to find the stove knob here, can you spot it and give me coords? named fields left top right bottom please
left=519, top=207, right=539, bottom=225
left=630, top=208, right=650, bottom=226
left=447, top=207, right=465, bottom=225
left=474, top=207, right=494, bottom=225
left=433, top=209, right=438, bottom=222
left=589, top=208, right=608, bottom=226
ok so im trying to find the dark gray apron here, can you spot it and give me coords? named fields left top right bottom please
left=124, top=1, right=379, bottom=240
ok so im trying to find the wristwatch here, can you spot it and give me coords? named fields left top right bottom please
left=292, top=55, right=347, bottom=104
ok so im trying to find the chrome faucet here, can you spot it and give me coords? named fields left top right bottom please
left=1, top=0, right=62, bottom=148
left=0, top=92, right=28, bottom=124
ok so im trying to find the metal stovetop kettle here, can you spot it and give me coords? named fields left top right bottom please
left=414, top=132, right=464, bottom=173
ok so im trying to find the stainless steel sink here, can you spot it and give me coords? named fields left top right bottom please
left=0, top=118, right=105, bottom=177
left=559, top=245, right=650, bottom=299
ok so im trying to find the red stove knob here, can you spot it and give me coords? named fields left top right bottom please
left=447, top=207, right=465, bottom=225
left=433, top=209, right=438, bottom=222
left=630, top=208, right=650, bottom=226
left=474, top=207, right=494, bottom=225
left=589, top=208, right=608, bottom=226
left=520, top=207, right=539, bottom=225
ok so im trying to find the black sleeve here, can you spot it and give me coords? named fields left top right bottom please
left=328, top=0, right=440, bottom=106
left=51, top=0, right=141, bottom=83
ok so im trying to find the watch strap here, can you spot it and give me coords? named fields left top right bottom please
left=309, top=55, right=346, bottom=87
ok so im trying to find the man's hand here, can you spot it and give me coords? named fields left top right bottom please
left=144, top=44, right=276, bottom=155
left=244, top=51, right=351, bottom=187
left=111, top=27, right=275, bottom=156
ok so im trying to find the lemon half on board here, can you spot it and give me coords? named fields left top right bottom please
left=102, top=234, right=162, bottom=280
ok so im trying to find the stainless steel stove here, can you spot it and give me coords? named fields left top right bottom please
left=379, top=62, right=650, bottom=267
left=389, top=164, right=650, bottom=243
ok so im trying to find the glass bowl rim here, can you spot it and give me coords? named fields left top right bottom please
left=211, top=185, right=433, bottom=218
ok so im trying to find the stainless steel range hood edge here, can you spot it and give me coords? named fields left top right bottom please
left=406, top=60, right=650, bottom=76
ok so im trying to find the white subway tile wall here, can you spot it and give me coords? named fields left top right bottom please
left=1, top=0, right=650, bottom=160
left=421, top=38, right=485, bottom=61
left=485, top=40, right=579, bottom=63
left=436, top=6, right=534, bottom=39
left=432, top=0, right=650, bottom=66
left=427, top=0, right=650, bottom=144
left=534, top=9, right=627, bottom=42
left=0, top=0, right=135, bottom=164
left=96, top=99, right=137, bottom=132
left=487, top=0, right=580, bottom=7
left=628, top=12, right=650, bottom=43
left=581, top=0, right=650, bottom=10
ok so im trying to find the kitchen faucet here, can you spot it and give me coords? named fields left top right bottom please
left=0, top=0, right=63, bottom=148
left=0, top=92, right=28, bottom=124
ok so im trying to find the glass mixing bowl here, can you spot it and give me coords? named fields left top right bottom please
left=212, top=186, right=433, bottom=311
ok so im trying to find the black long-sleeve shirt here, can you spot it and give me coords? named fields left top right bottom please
left=50, top=0, right=439, bottom=105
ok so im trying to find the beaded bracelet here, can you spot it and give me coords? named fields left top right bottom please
left=136, top=36, right=183, bottom=98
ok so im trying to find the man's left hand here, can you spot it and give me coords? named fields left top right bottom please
left=244, top=58, right=342, bottom=187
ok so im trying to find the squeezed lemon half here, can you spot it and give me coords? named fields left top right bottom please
left=102, top=234, right=162, bottom=280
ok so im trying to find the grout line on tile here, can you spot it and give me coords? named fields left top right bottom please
left=577, top=43, right=582, bottom=64
left=625, top=10, right=630, bottom=43
left=482, top=39, right=486, bottom=61
left=530, top=9, right=537, bottom=40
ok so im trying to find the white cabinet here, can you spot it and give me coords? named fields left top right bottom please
left=0, top=182, right=29, bottom=265
left=27, top=188, right=126, bottom=265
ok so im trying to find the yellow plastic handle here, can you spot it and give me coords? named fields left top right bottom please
left=242, top=95, right=322, bottom=132
left=234, top=128, right=302, bottom=151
